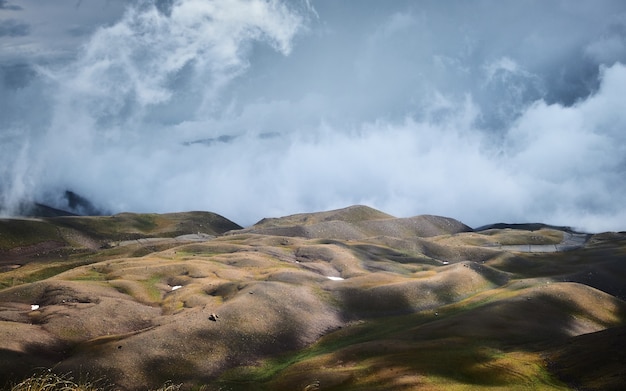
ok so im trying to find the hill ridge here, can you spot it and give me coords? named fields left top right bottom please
left=235, top=205, right=472, bottom=239
left=1, top=206, right=624, bottom=390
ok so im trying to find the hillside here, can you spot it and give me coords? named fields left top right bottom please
left=0, top=206, right=624, bottom=390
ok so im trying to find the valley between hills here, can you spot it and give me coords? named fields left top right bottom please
left=0, top=205, right=625, bottom=390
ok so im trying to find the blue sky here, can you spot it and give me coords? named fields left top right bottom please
left=1, top=0, right=626, bottom=231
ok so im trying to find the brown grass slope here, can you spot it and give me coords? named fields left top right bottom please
left=0, top=207, right=624, bottom=390
left=0, top=211, right=241, bottom=253
left=237, top=205, right=472, bottom=240
left=250, top=205, right=395, bottom=228
left=0, top=234, right=348, bottom=388
left=0, top=212, right=241, bottom=286
left=50, top=211, right=242, bottom=242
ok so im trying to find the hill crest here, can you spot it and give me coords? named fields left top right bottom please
left=237, top=205, right=472, bottom=239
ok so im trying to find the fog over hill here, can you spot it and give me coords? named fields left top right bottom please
left=1, top=0, right=626, bottom=231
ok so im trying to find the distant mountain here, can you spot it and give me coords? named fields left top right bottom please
left=4, top=190, right=106, bottom=218
left=475, top=222, right=582, bottom=234
left=18, top=202, right=78, bottom=217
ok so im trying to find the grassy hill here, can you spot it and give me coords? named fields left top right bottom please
left=0, top=206, right=624, bottom=390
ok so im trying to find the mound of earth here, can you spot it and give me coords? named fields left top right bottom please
left=237, top=205, right=473, bottom=239
left=0, top=206, right=624, bottom=390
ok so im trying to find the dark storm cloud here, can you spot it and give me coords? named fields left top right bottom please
left=0, top=19, right=30, bottom=37
left=0, top=0, right=22, bottom=10
left=1, top=63, right=35, bottom=89
left=154, top=0, right=174, bottom=16
left=66, top=24, right=95, bottom=37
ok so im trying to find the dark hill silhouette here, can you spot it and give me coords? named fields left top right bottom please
left=3, top=190, right=105, bottom=218
left=475, top=222, right=582, bottom=234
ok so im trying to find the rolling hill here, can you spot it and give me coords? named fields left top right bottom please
left=0, top=206, right=624, bottom=390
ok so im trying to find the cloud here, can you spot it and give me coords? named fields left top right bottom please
left=25, top=61, right=626, bottom=231
left=585, top=18, right=626, bottom=65
left=499, top=63, right=626, bottom=231
left=43, top=0, right=303, bottom=125
left=2, top=0, right=626, bottom=233
left=1, top=63, right=35, bottom=89
left=154, top=0, right=174, bottom=16
left=0, top=0, right=22, bottom=11
left=0, top=19, right=30, bottom=37
left=0, top=0, right=306, bottom=213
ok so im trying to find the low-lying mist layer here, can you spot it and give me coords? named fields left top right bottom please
left=1, top=1, right=626, bottom=231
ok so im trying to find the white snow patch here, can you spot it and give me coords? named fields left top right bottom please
left=30, top=304, right=40, bottom=311
left=326, top=276, right=344, bottom=281
left=171, top=285, right=182, bottom=291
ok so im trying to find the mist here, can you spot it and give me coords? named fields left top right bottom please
left=1, top=0, right=626, bottom=231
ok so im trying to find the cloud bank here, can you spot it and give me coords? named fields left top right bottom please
left=1, top=0, right=626, bottom=232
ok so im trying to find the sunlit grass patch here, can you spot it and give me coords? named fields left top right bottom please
left=231, top=332, right=570, bottom=390
left=0, top=259, right=98, bottom=288
left=51, top=213, right=170, bottom=241
left=109, top=278, right=162, bottom=305
left=65, top=268, right=108, bottom=282
left=476, top=229, right=564, bottom=246
left=372, top=346, right=557, bottom=388
left=0, top=264, right=69, bottom=288
left=140, top=274, right=165, bottom=302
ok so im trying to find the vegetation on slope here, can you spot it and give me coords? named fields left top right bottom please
left=0, top=206, right=624, bottom=390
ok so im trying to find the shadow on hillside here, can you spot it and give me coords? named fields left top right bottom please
left=0, top=338, right=74, bottom=386
left=294, top=286, right=626, bottom=389
left=348, top=243, right=441, bottom=267
left=0, top=348, right=52, bottom=386
left=545, top=325, right=626, bottom=390
left=493, top=237, right=626, bottom=300
left=142, top=355, right=204, bottom=388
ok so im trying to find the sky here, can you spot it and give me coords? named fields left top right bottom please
left=1, top=0, right=626, bottom=231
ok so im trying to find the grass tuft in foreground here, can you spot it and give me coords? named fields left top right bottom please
left=9, top=370, right=106, bottom=391
left=8, top=370, right=182, bottom=391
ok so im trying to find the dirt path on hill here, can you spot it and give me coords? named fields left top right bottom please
left=112, top=233, right=215, bottom=247
left=493, top=232, right=590, bottom=253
